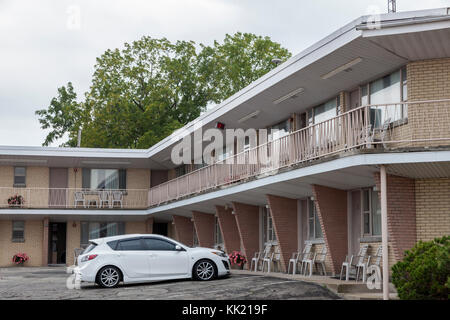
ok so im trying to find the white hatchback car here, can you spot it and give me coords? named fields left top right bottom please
left=74, top=234, right=231, bottom=288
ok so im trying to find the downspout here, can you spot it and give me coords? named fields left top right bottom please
left=380, top=165, right=389, bottom=300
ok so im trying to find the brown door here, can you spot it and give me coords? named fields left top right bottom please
left=49, top=168, right=68, bottom=208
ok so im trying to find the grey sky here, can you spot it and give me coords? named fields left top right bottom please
left=0, top=0, right=448, bottom=147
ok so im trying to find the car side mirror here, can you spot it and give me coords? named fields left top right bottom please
left=175, top=245, right=182, bottom=251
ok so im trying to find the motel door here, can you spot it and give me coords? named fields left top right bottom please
left=49, top=168, right=68, bottom=208
left=48, top=222, right=67, bottom=265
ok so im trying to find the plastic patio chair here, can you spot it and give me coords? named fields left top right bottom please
left=250, top=251, right=261, bottom=272
left=74, top=191, right=86, bottom=208
left=99, top=190, right=110, bottom=208
left=111, top=191, right=123, bottom=208
left=340, top=244, right=369, bottom=281
left=299, top=243, right=313, bottom=275
left=313, top=245, right=328, bottom=276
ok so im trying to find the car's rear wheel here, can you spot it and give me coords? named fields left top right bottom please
left=193, top=259, right=216, bottom=281
left=96, top=266, right=121, bottom=288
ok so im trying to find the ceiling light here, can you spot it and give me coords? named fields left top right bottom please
left=81, top=160, right=131, bottom=165
left=0, top=159, right=48, bottom=164
left=273, top=87, right=304, bottom=105
left=238, top=110, right=261, bottom=123
left=321, top=57, right=363, bottom=80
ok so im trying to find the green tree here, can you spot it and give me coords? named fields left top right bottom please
left=36, top=33, right=291, bottom=148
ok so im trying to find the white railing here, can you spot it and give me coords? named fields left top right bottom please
left=0, top=188, right=149, bottom=209
left=148, top=99, right=450, bottom=206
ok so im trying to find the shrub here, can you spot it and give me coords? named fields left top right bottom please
left=228, top=251, right=247, bottom=267
left=12, top=253, right=29, bottom=265
left=392, top=236, right=449, bottom=300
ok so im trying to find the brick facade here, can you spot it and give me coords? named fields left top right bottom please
left=312, top=185, right=348, bottom=274
left=172, top=215, right=194, bottom=246
left=266, top=194, right=297, bottom=272
left=0, top=220, right=44, bottom=267
left=415, top=178, right=450, bottom=241
left=215, top=206, right=241, bottom=253
left=66, top=220, right=81, bottom=266
left=192, top=211, right=215, bottom=248
left=374, top=173, right=416, bottom=262
left=232, top=202, right=260, bottom=270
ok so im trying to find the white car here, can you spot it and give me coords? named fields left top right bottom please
left=74, top=234, right=231, bottom=288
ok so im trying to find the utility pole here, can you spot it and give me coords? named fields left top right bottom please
left=388, top=0, right=396, bottom=13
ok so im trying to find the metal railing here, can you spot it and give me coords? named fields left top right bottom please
left=0, top=188, right=149, bottom=209
left=148, top=99, right=450, bottom=206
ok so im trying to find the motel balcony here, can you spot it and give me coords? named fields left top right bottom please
left=0, top=188, right=149, bottom=210
left=148, top=99, right=450, bottom=206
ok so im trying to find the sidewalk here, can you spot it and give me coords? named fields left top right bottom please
left=231, top=269, right=399, bottom=300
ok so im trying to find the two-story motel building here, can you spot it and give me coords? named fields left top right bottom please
left=1, top=9, right=449, bottom=286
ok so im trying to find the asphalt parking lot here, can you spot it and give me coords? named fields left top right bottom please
left=0, top=267, right=340, bottom=300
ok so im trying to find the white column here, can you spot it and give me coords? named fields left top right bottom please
left=380, top=165, right=389, bottom=300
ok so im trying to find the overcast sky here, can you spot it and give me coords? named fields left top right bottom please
left=0, top=0, right=448, bottom=147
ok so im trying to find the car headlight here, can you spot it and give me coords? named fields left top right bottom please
left=211, top=251, right=227, bottom=258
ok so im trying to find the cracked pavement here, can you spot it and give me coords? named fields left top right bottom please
left=0, top=267, right=340, bottom=300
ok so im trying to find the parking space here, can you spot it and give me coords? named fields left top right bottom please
left=0, top=267, right=340, bottom=300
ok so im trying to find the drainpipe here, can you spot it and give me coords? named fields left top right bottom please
left=380, top=165, right=389, bottom=300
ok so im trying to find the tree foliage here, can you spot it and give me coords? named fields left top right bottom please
left=392, top=236, right=450, bottom=300
left=36, top=33, right=291, bottom=148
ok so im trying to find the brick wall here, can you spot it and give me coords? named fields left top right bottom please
left=312, top=185, right=348, bottom=274
left=146, top=217, right=154, bottom=233
left=125, top=221, right=147, bottom=234
left=192, top=211, right=215, bottom=248
left=232, top=202, right=260, bottom=270
left=407, top=58, right=450, bottom=147
left=266, top=194, right=297, bottom=272
left=215, top=206, right=241, bottom=253
left=0, top=220, right=44, bottom=267
left=172, top=215, right=194, bottom=246
left=66, top=220, right=81, bottom=266
left=374, top=173, right=416, bottom=262
left=415, top=178, right=450, bottom=241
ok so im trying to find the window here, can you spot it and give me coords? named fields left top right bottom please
left=361, top=188, right=381, bottom=236
left=116, top=238, right=144, bottom=251
left=14, top=167, right=26, bottom=187
left=12, top=221, right=25, bottom=242
left=82, top=169, right=126, bottom=190
left=262, top=206, right=277, bottom=244
left=193, top=225, right=199, bottom=247
left=175, top=165, right=187, bottom=178
left=80, top=222, right=125, bottom=246
left=268, top=119, right=290, bottom=141
left=360, top=67, right=408, bottom=127
left=214, top=217, right=223, bottom=247
left=143, top=238, right=176, bottom=251
left=308, top=198, right=323, bottom=240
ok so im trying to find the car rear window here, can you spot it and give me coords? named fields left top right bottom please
left=82, top=243, right=97, bottom=254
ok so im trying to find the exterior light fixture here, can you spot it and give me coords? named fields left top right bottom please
left=238, top=110, right=261, bottom=123
left=273, top=87, right=304, bottom=105
left=321, top=57, right=363, bottom=80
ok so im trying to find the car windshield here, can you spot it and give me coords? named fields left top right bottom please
left=82, top=242, right=97, bottom=254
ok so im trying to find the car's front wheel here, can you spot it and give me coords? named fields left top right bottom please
left=193, top=259, right=216, bottom=281
left=96, top=266, right=121, bottom=288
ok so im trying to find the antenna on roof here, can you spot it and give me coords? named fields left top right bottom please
left=388, top=0, right=396, bottom=13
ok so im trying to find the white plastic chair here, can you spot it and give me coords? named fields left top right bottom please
left=99, top=191, right=110, bottom=208
left=73, top=248, right=84, bottom=265
left=111, top=191, right=123, bottom=208
left=355, top=245, right=370, bottom=282
left=287, top=251, right=301, bottom=275
left=299, top=243, right=313, bottom=275
left=340, top=244, right=369, bottom=281
left=256, top=244, right=273, bottom=271
left=74, top=192, right=86, bottom=208
left=250, top=252, right=261, bottom=272
left=313, top=246, right=328, bottom=276
left=262, top=249, right=281, bottom=273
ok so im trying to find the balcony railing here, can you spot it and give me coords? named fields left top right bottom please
left=0, top=188, right=149, bottom=209
left=148, top=99, right=450, bottom=206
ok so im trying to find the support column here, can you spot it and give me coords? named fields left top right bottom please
left=146, top=217, right=154, bottom=233
left=232, top=202, right=259, bottom=270
left=312, top=185, right=348, bottom=275
left=380, top=165, right=389, bottom=300
left=266, top=194, right=298, bottom=272
left=192, top=211, right=215, bottom=248
left=215, top=206, right=241, bottom=253
left=172, top=215, right=194, bottom=246
left=42, top=218, right=49, bottom=266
